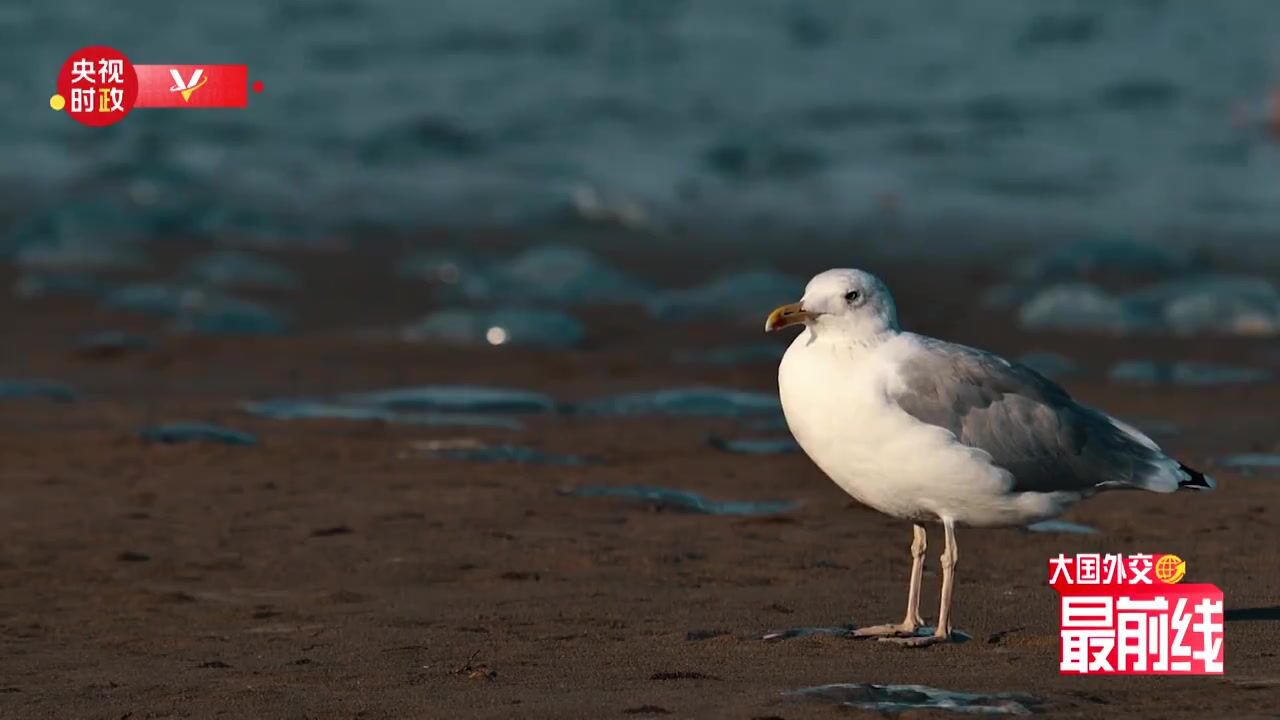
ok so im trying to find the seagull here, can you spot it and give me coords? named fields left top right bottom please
left=765, top=269, right=1215, bottom=647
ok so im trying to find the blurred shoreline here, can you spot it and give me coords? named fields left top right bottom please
left=11, top=3, right=1280, bottom=260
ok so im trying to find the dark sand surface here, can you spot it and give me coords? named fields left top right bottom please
left=2, top=242, right=1279, bottom=719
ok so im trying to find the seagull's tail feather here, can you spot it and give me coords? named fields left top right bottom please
left=1124, top=455, right=1212, bottom=494
left=1176, top=462, right=1216, bottom=491
left=1106, top=415, right=1216, bottom=493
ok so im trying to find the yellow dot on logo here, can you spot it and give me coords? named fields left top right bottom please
left=1155, top=554, right=1186, bottom=584
left=50, top=93, right=66, bottom=111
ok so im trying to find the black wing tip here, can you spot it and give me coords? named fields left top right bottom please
left=1178, top=463, right=1216, bottom=491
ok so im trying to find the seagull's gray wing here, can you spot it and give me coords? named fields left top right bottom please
left=893, top=336, right=1176, bottom=494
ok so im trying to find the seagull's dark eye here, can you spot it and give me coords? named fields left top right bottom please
left=844, top=290, right=860, bottom=303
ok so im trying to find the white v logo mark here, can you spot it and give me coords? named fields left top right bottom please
left=168, top=68, right=207, bottom=101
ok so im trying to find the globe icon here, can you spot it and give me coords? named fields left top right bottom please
left=1155, top=554, right=1186, bottom=584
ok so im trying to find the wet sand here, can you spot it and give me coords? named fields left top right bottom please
left=2, top=241, right=1279, bottom=719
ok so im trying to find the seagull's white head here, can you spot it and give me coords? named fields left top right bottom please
left=764, top=268, right=899, bottom=339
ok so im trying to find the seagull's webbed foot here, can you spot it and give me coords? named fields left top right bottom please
left=849, top=622, right=921, bottom=639
left=878, top=629, right=964, bottom=647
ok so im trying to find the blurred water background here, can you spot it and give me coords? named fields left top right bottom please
left=6, top=1, right=1280, bottom=260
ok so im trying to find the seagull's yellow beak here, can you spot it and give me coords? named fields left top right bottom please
left=765, top=301, right=812, bottom=332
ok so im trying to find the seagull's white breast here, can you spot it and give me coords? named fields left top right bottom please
left=778, top=330, right=1061, bottom=526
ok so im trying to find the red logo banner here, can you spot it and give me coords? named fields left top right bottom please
left=52, top=47, right=262, bottom=125
left=134, top=65, right=249, bottom=108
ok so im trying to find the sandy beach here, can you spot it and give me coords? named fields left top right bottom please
left=2, top=239, right=1279, bottom=719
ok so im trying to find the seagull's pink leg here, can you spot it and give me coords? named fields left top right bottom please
left=882, top=518, right=960, bottom=647
left=850, top=524, right=927, bottom=638
left=904, top=523, right=927, bottom=629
